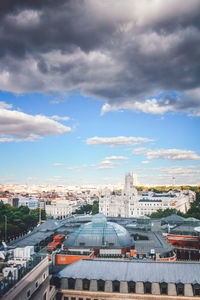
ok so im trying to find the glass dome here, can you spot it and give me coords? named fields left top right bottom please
left=65, top=214, right=133, bottom=249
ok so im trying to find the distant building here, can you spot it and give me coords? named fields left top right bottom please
left=18, top=196, right=40, bottom=210
left=99, top=173, right=195, bottom=217
left=46, top=202, right=72, bottom=219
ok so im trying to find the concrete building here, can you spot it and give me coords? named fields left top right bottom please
left=18, top=196, right=40, bottom=210
left=46, top=202, right=72, bottom=219
left=99, top=173, right=195, bottom=217
left=54, top=259, right=200, bottom=299
left=1, top=257, right=56, bottom=300
left=1, top=213, right=200, bottom=299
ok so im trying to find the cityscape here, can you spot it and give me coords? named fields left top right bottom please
left=0, top=0, right=200, bottom=299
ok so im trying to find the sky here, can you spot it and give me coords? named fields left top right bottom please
left=0, top=0, right=200, bottom=186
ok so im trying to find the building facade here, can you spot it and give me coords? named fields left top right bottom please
left=99, top=173, right=195, bottom=218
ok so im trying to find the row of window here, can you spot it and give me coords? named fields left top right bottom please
left=66, top=279, right=200, bottom=296
left=27, top=272, right=47, bottom=298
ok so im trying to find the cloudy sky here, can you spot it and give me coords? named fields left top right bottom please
left=0, top=0, right=200, bottom=186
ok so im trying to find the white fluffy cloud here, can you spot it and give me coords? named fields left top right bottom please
left=0, top=137, right=15, bottom=143
left=147, top=149, right=200, bottom=161
left=132, top=147, right=148, bottom=154
left=51, top=115, right=70, bottom=121
left=133, top=147, right=200, bottom=161
left=0, top=106, right=71, bottom=141
left=101, top=99, right=174, bottom=115
left=87, top=136, right=153, bottom=146
left=0, top=101, right=13, bottom=109
left=104, top=156, right=128, bottom=160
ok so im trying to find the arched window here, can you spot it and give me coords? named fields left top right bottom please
left=68, top=278, right=75, bottom=289
left=53, top=277, right=61, bottom=288
left=112, top=280, right=120, bottom=292
left=193, top=284, right=200, bottom=296
left=83, top=279, right=90, bottom=290
left=128, top=281, right=136, bottom=293
left=97, top=280, right=105, bottom=291
left=160, top=282, right=168, bottom=295
left=144, top=282, right=152, bottom=294
left=176, top=283, right=184, bottom=295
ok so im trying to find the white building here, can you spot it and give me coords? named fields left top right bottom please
left=18, top=196, right=40, bottom=210
left=45, top=200, right=73, bottom=219
left=99, top=173, right=195, bottom=218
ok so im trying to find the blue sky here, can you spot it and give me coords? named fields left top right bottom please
left=0, top=0, right=200, bottom=186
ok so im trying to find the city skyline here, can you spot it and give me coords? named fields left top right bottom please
left=0, top=0, right=200, bottom=186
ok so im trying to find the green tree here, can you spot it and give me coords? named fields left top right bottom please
left=92, top=201, right=99, bottom=215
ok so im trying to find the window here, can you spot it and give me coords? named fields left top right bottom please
left=68, top=278, right=75, bottom=289
left=160, top=282, right=168, bottom=295
left=64, top=298, right=69, bottom=300
left=78, top=298, right=83, bottom=300
left=144, top=282, right=152, bottom=294
left=112, top=280, right=120, bottom=292
left=43, top=292, right=47, bottom=300
left=176, top=283, right=184, bottom=296
left=83, top=279, right=90, bottom=290
left=35, top=281, right=38, bottom=288
left=71, top=298, right=76, bottom=300
left=97, top=280, right=105, bottom=291
left=27, top=290, right=31, bottom=298
left=128, top=281, right=136, bottom=293
left=193, top=284, right=200, bottom=296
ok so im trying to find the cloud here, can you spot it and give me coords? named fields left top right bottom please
left=132, top=147, right=148, bottom=154
left=0, top=101, right=13, bottom=109
left=96, top=157, right=126, bottom=170
left=133, top=147, right=200, bottom=161
left=0, top=106, right=71, bottom=141
left=104, top=155, right=128, bottom=160
left=0, top=1, right=199, bottom=115
left=101, top=98, right=174, bottom=115
left=65, top=166, right=80, bottom=171
left=0, top=137, right=15, bottom=143
left=53, top=163, right=64, bottom=166
left=138, top=164, right=200, bottom=185
left=51, top=115, right=70, bottom=121
left=142, top=161, right=151, bottom=164
left=146, top=149, right=200, bottom=161
left=86, top=136, right=153, bottom=146
left=97, top=165, right=116, bottom=170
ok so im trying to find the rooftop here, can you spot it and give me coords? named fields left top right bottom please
left=56, top=259, right=200, bottom=284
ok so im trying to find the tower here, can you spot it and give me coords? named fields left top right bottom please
left=124, top=173, right=134, bottom=192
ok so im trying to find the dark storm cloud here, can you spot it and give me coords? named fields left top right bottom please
left=0, top=0, right=200, bottom=115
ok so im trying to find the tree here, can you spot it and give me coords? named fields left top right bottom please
left=92, top=201, right=99, bottom=215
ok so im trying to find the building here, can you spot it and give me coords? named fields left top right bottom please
left=1, top=257, right=56, bottom=300
left=18, top=196, right=40, bottom=210
left=99, top=173, right=195, bottom=217
left=46, top=202, right=72, bottom=219
left=54, top=259, right=200, bottom=299
left=1, top=213, right=200, bottom=299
